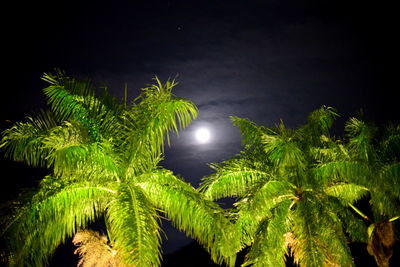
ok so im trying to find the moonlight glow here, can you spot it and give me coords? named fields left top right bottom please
left=195, top=128, right=211, bottom=143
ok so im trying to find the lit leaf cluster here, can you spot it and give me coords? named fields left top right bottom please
left=201, top=106, right=399, bottom=266
left=0, top=71, right=234, bottom=267
left=319, top=118, right=400, bottom=267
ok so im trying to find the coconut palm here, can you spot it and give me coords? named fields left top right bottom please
left=316, top=118, right=400, bottom=267
left=200, top=106, right=370, bottom=266
left=0, top=71, right=237, bottom=267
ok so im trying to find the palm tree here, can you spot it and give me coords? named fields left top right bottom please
left=316, top=117, right=400, bottom=267
left=0, top=71, right=237, bottom=267
left=200, top=106, right=370, bottom=266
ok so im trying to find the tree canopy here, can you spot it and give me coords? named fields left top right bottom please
left=0, top=71, right=236, bottom=267
left=1, top=71, right=399, bottom=267
left=201, top=106, right=400, bottom=267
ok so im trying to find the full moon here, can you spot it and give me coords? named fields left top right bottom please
left=195, top=128, right=211, bottom=143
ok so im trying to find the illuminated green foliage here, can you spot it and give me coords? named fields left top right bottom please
left=201, top=106, right=399, bottom=266
left=322, top=118, right=400, bottom=267
left=0, top=71, right=235, bottom=267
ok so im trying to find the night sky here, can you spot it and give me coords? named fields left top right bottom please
left=1, top=0, right=399, bottom=266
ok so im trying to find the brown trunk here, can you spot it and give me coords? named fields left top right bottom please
left=367, top=221, right=394, bottom=267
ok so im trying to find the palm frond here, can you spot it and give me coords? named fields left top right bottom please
left=309, top=137, right=350, bottom=164
left=106, top=183, right=161, bottom=267
left=199, top=159, right=271, bottom=200
left=41, top=121, right=90, bottom=174
left=2, top=179, right=114, bottom=266
left=118, top=83, right=197, bottom=176
left=136, top=170, right=238, bottom=267
left=313, top=161, right=370, bottom=185
left=0, top=110, right=58, bottom=167
left=380, top=124, right=400, bottom=162
left=325, top=182, right=369, bottom=205
left=41, top=122, right=119, bottom=181
left=300, top=105, right=339, bottom=143
left=369, top=191, right=400, bottom=220
left=230, top=116, right=265, bottom=146
left=262, top=123, right=307, bottom=179
left=138, top=97, right=197, bottom=148
left=380, top=163, right=400, bottom=198
left=233, top=180, right=295, bottom=248
left=318, top=213, right=355, bottom=266
left=42, top=73, right=100, bottom=140
left=242, top=199, right=292, bottom=267
left=238, top=180, right=295, bottom=217
left=345, top=117, right=376, bottom=162
left=336, top=204, right=368, bottom=243
left=42, top=71, right=122, bottom=142
left=290, top=194, right=355, bottom=266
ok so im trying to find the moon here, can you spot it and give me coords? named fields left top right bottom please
left=195, top=128, right=211, bottom=144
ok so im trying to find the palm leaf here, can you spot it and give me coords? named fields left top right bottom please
left=238, top=180, right=295, bottom=218
left=262, top=123, right=307, bottom=179
left=290, top=194, right=354, bottom=266
left=325, top=182, right=369, bottom=205
left=2, top=180, right=114, bottom=266
left=243, top=199, right=292, bottom=267
left=42, top=71, right=122, bottom=142
left=199, top=159, right=271, bottom=200
left=0, top=110, right=58, bottom=167
left=313, top=161, right=370, bottom=185
left=136, top=170, right=238, bottom=267
left=234, top=180, right=295, bottom=248
left=290, top=198, right=328, bottom=266
left=336, top=203, right=368, bottom=243
left=118, top=84, right=197, bottom=176
left=380, top=163, right=400, bottom=198
left=369, top=190, right=400, bottom=220
left=106, top=183, right=161, bottom=267
left=230, top=116, right=265, bottom=146
left=41, top=122, right=119, bottom=181
left=300, top=105, right=339, bottom=144
left=318, top=198, right=356, bottom=266
left=345, top=117, right=376, bottom=162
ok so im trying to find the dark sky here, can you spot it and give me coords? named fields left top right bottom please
left=1, top=0, right=399, bottom=265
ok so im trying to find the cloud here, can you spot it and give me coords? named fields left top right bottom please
left=74, top=0, right=395, bottom=181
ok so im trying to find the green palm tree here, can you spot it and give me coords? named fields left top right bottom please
left=200, top=106, right=370, bottom=266
left=316, top=117, right=400, bottom=267
left=0, top=71, right=237, bottom=267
